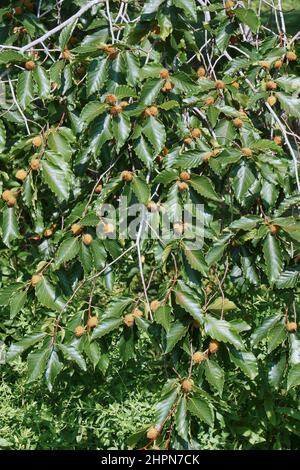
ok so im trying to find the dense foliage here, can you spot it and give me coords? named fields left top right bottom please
left=0, top=0, right=300, bottom=450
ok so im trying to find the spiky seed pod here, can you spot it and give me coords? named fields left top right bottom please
left=87, top=316, right=98, bottom=328
left=7, top=196, right=17, bottom=207
left=32, top=135, right=43, bottom=147
left=43, top=228, right=53, bottom=238
left=181, top=379, right=193, bottom=393
left=241, top=147, right=252, bottom=157
left=104, top=46, right=118, bottom=59
left=2, top=190, right=13, bottom=202
left=71, top=223, right=83, bottom=236
left=259, top=60, right=270, bottom=69
left=269, top=224, right=280, bottom=235
left=31, top=274, right=42, bottom=287
left=193, top=351, right=206, bottom=364
left=147, top=201, right=159, bottom=212
left=147, top=427, right=159, bottom=440
left=16, top=169, right=27, bottom=181
left=173, top=222, right=184, bottom=235
left=225, top=0, right=235, bottom=9
left=120, top=101, right=129, bottom=108
left=103, top=223, right=115, bottom=234
left=177, top=181, right=189, bottom=191
left=273, top=136, right=282, bottom=146
left=74, top=325, right=85, bottom=337
left=233, top=117, right=243, bottom=128
left=30, top=159, right=40, bottom=171
left=266, top=80, right=277, bottom=91
left=286, top=322, right=297, bottom=332
left=197, top=66, right=206, bottom=78
left=82, top=234, right=93, bottom=246
left=150, top=300, right=161, bottom=312
left=159, top=68, right=169, bottom=79
left=286, top=51, right=297, bottom=62
left=191, top=128, right=201, bottom=139
left=149, top=106, right=159, bottom=116
left=124, top=313, right=135, bottom=327
left=110, top=105, right=123, bottom=115
left=232, top=81, right=240, bottom=88
left=215, top=80, right=225, bottom=90
left=144, top=107, right=152, bottom=117
left=203, top=151, right=213, bottom=162
left=162, top=146, right=169, bottom=156
left=105, top=94, right=117, bottom=104
left=132, top=308, right=143, bottom=318
left=95, top=184, right=102, bottom=194
left=274, top=59, right=283, bottom=69
left=62, top=48, right=72, bottom=60
left=206, top=96, right=215, bottom=106
left=121, top=170, right=133, bottom=182
left=180, top=171, right=190, bottom=181
left=161, top=80, right=174, bottom=92
left=25, top=60, right=35, bottom=70
left=183, top=137, right=193, bottom=146
left=267, top=95, right=277, bottom=106
left=209, top=340, right=219, bottom=354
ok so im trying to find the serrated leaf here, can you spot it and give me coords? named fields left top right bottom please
left=27, top=346, right=51, bottom=383
left=175, top=281, right=204, bottom=324
left=165, top=322, right=188, bottom=353
left=56, top=237, right=80, bottom=266
left=205, top=359, right=224, bottom=395
left=33, top=66, right=51, bottom=98
left=229, top=348, right=258, bottom=379
left=35, top=277, right=65, bottom=312
left=287, top=364, right=300, bottom=390
left=142, top=116, right=166, bottom=155
left=175, top=397, right=189, bottom=442
left=2, top=207, right=19, bottom=247
left=58, top=344, right=87, bottom=371
left=189, top=175, right=220, bottom=201
left=251, top=314, right=282, bottom=346
left=87, top=58, right=108, bottom=96
left=92, top=317, right=123, bottom=340
left=45, top=350, right=63, bottom=391
left=263, top=233, right=283, bottom=284
left=17, top=71, right=33, bottom=109
left=204, top=315, right=245, bottom=350
left=187, top=397, right=214, bottom=426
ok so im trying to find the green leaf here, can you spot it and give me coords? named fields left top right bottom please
left=142, top=116, right=166, bottom=155
left=112, top=113, right=131, bottom=152
left=87, top=58, right=108, bottom=96
left=2, top=207, right=19, bottom=247
left=276, top=92, right=300, bottom=119
left=140, top=79, right=164, bottom=105
left=287, top=364, right=300, bottom=390
left=45, top=350, right=64, bottom=391
left=42, top=152, right=72, bottom=201
left=204, top=315, right=245, bottom=350
left=92, top=317, right=123, bottom=340
left=0, top=50, right=26, bottom=63
left=175, top=281, right=204, bottom=324
left=268, top=323, right=286, bottom=353
left=132, top=175, right=150, bottom=204
left=9, top=290, right=27, bottom=318
left=56, top=237, right=80, bottom=266
left=263, top=233, right=283, bottom=284
left=175, top=397, right=189, bottom=442
left=205, top=359, right=224, bottom=395
left=0, top=119, right=6, bottom=152
left=187, top=397, right=214, bottom=426
left=165, top=322, right=188, bottom=353
left=33, top=66, right=51, bottom=98
left=6, top=332, right=47, bottom=362
left=155, top=305, right=172, bottom=331
left=276, top=75, right=300, bottom=93
left=190, top=175, right=220, bottom=201
left=59, top=19, right=77, bottom=51
left=27, top=346, right=51, bottom=383
left=134, top=135, right=155, bottom=168
left=276, top=267, right=300, bottom=289
left=183, top=245, right=208, bottom=276
left=251, top=314, right=282, bottom=346
left=80, top=101, right=107, bottom=126
left=35, top=277, right=65, bottom=312
left=155, top=386, right=179, bottom=427
left=229, top=348, right=258, bottom=379
left=268, top=355, right=286, bottom=389
left=173, top=0, right=197, bottom=21
left=207, top=297, right=238, bottom=312
left=232, top=162, right=256, bottom=202
left=17, top=71, right=34, bottom=109
left=142, top=0, right=165, bottom=16
left=289, top=334, right=300, bottom=367
left=235, top=8, right=260, bottom=32
left=58, top=344, right=87, bottom=371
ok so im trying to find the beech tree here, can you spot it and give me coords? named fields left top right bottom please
left=0, top=0, right=300, bottom=450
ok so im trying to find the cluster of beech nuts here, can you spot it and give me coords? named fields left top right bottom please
left=71, top=224, right=93, bottom=245
left=74, top=317, right=98, bottom=337
left=105, top=94, right=129, bottom=116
